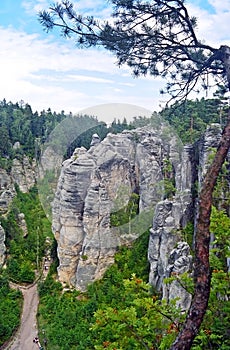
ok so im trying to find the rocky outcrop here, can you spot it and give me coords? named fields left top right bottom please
left=90, top=133, right=101, bottom=147
left=18, top=213, right=28, bottom=238
left=52, top=122, right=225, bottom=306
left=0, top=156, right=37, bottom=265
left=148, top=142, right=194, bottom=307
left=148, top=124, right=225, bottom=310
left=197, top=123, right=222, bottom=184
left=163, top=242, right=193, bottom=311
left=148, top=197, right=192, bottom=288
left=52, top=123, right=186, bottom=290
left=0, top=224, right=6, bottom=266
left=0, top=156, right=37, bottom=215
left=0, top=168, right=15, bottom=215
left=11, top=156, right=37, bottom=193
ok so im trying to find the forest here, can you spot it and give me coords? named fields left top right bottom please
left=0, top=97, right=229, bottom=349
left=0, top=96, right=228, bottom=165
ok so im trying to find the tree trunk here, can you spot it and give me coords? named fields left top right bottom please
left=170, top=112, right=230, bottom=350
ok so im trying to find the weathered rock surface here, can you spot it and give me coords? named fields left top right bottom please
left=197, top=123, right=222, bottom=184
left=0, top=168, right=15, bottom=215
left=18, top=212, right=28, bottom=237
left=0, top=224, right=6, bottom=266
left=11, top=156, right=37, bottom=193
left=52, top=123, right=186, bottom=290
left=148, top=142, right=194, bottom=308
left=0, top=156, right=37, bottom=215
left=0, top=156, right=37, bottom=265
left=163, top=241, right=193, bottom=311
left=0, top=119, right=222, bottom=311
left=90, top=133, right=101, bottom=147
left=148, top=124, right=224, bottom=310
left=148, top=196, right=192, bottom=290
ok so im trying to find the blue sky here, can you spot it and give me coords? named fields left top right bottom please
left=0, top=0, right=230, bottom=123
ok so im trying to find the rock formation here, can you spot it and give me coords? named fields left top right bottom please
left=0, top=118, right=223, bottom=309
left=163, top=242, right=193, bottom=311
left=18, top=213, right=28, bottom=238
left=0, top=168, right=15, bottom=215
left=0, top=156, right=37, bottom=215
left=11, top=156, right=37, bottom=193
left=148, top=123, right=225, bottom=309
left=0, top=156, right=37, bottom=267
left=52, top=121, right=225, bottom=309
left=90, top=133, right=101, bottom=147
left=0, top=224, right=6, bottom=266
left=197, top=123, right=222, bottom=184
left=52, top=122, right=190, bottom=291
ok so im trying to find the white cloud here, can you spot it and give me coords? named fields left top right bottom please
left=3, top=0, right=229, bottom=118
left=0, top=26, right=122, bottom=79
left=119, top=82, right=135, bottom=87
left=66, top=75, right=113, bottom=83
left=22, top=0, right=112, bottom=19
left=22, top=0, right=50, bottom=14
left=32, top=73, right=114, bottom=84
left=0, top=24, right=160, bottom=116
left=0, top=26, right=120, bottom=74
left=188, top=1, right=230, bottom=47
left=208, top=0, right=230, bottom=12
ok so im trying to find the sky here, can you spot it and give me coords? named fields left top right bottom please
left=0, top=0, right=230, bottom=123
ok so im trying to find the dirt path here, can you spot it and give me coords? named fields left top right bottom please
left=2, top=259, right=51, bottom=350
left=4, top=283, right=40, bottom=350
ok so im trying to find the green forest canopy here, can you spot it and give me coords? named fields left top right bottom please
left=0, top=96, right=228, bottom=165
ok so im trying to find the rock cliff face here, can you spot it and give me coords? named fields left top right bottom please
left=148, top=123, right=224, bottom=309
left=197, top=123, right=222, bottom=183
left=0, top=155, right=37, bottom=216
left=0, top=168, right=15, bottom=266
left=0, top=224, right=6, bottom=266
left=148, top=143, right=194, bottom=306
left=52, top=122, right=225, bottom=306
left=11, top=156, right=37, bottom=193
left=0, top=156, right=37, bottom=267
left=52, top=122, right=189, bottom=291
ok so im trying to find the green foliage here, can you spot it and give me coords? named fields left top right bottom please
left=0, top=97, right=227, bottom=167
left=6, top=258, right=35, bottom=284
left=0, top=273, right=22, bottom=346
left=37, top=231, right=150, bottom=349
left=37, top=204, right=230, bottom=350
left=210, top=207, right=230, bottom=271
left=37, top=170, right=57, bottom=220
left=192, top=267, right=230, bottom=349
left=191, top=206, right=230, bottom=349
left=211, top=156, right=230, bottom=210
left=181, top=222, right=194, bottom=251
left=109, top=117, right=134, bottom=135
left=161, top=98, right=228, bottom=144
left=164, top=271, right=195, bottom=297
left=64, top=115, right=108, bottom=157
left=155, top=158, right=176, bottom=200
left=1, top=186, right=53, bottom=283
left=0, top=100, right=67, bottom=162
left=110, top=192, right=139, bottom=227
left=157, top=179, right=176, bottom=200
left=92, top=276, right=185, bottom=350
left=114, top=230, right=150, bottom=281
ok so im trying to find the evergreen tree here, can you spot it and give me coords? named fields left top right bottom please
left=39, top=1, right=230, bottom=348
